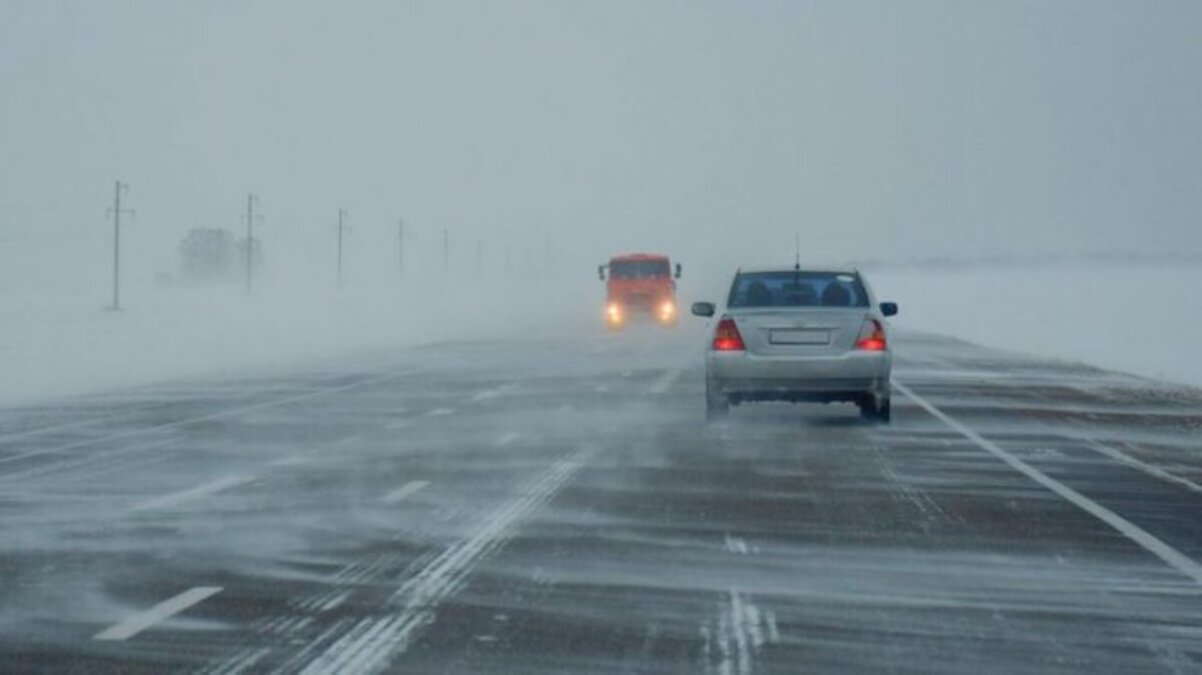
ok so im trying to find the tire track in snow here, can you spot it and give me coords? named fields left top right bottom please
left=199, top=550, right=442, bottom=675
left=296, top=446, right=593, bottom=674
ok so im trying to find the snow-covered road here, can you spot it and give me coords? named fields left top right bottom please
left=2, top=328, right=1201, bottom=673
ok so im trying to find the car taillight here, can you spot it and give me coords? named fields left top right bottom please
left=712, top=317, right=745, bottom=351
left=855, top=318, right=887, bottom=351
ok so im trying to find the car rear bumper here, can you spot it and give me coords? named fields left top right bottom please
left=706, top=350, right=890, bottom=403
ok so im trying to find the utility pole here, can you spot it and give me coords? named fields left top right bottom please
left=107, top=181, right=133, bottom=310
left=244, top=193, right=258, bottom=295
left=337, top=208, right=347, bottom=290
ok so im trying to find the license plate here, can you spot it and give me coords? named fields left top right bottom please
left=770, top=329, right=829, bottom=345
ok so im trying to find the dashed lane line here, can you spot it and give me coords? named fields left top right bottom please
left=270, top=456, right=312, bottom=468
left=494, top=432, right=521, bottom=448
left=93, top=586, right=223, bottom=641
left=470, top=384, right=516, bottom=402
left=895, top=380, right=1202, bottom=586
left=382, top=480, right=430, bottom=505
left=422, top=408, right=455, bottom=418
left=129, top=475, right=255, bottom=512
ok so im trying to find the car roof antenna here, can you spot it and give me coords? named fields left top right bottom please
left=793, top=233, right=801, bottom=283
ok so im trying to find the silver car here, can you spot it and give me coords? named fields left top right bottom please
left=691, top=266, right=898, bottom=422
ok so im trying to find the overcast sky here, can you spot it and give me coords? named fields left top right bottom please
left=2, top=0, right=1200, bottom=288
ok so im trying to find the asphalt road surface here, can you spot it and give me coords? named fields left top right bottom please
left=2, top=327, right=1201, bottom=674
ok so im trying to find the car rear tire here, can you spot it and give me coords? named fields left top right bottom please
left=857, top=396, right=875, bottom=420
left=858, top=394, right=891, bottom=423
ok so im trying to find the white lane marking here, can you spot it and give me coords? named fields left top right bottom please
left=94, top=586, right=223, bottom=641
left=650, top=369, right=683, bottom=394
left=299, top=447, right=592, bottom=675
left=711, top=590, right=774, bottom=675
left=765, top=610, right=780, bottom=644
left=895, top=380, right=1202, bottom=586
left=0, top=369, right=421, bottom=468
left=724, top=534, right=749, bottom=555
left=494, top=432, right=521, bottom=448
left=470, top=384, right=516, bottom=402
left=422, top=408, right=454, bottom=418
left=385, top=420, right=411, bottom=431
left=382, top=480, right=430, bottom=505
left=209, top=645, right=271, bottom=675
left=271, top=456, right=311, bottom=468
left=1077, top=437, right=1202, bottom=495
left=334, top=435, right=361, bottom=448
left=130, top=475, right=254, bottom=512
left=319, top=591, right=353, bottom=613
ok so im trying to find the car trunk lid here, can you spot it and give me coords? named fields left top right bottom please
left=731, top=308, right=869, bottom=356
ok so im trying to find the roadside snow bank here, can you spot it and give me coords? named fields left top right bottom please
left=870, top=262, right=1202, bottom=389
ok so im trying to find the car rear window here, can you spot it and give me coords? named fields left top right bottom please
left=727, top=271, right=869, bottom=308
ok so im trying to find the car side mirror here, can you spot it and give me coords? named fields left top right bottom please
left=674, top=263, right=682, bottom=279
left=598, top=265, right=606, bottom=281
left=880, top=302, right=898, bottom=317
left=691, top=302, right=715, bottom=317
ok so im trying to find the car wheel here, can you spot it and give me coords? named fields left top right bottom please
left=858, top=394, right=891, bottom=423
left=875, top=396, right=892, bottom=423
left=857, top=396, right=876, bottom=420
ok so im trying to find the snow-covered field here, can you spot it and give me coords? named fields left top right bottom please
left=871, top=262, right=1202, bottom=389
left=1, top=261, right=1198, bottom=407
left=0, top=279, right=597, bottom=407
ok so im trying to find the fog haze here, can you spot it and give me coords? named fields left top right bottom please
left=6, top=7, right=1202, bottom=669
left=3, top=0, right=1201, bottom=292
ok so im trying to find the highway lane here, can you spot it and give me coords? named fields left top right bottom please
left=1, top=328, right=1201, bottom=673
